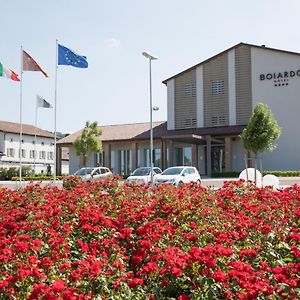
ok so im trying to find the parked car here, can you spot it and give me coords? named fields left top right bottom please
left=154, top=166, right=201, bottom=187
left=74, top=167, right=113, bottom=183
left=126, top=167, right=162, bottom=185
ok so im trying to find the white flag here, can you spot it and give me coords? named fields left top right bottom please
left=37, top=95, right=53, bottom=108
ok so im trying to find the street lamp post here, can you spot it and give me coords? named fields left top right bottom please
left=142, top=51, right=157, bottom=186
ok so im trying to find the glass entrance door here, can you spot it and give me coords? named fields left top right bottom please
left=211, top=146, right=225, bottom=173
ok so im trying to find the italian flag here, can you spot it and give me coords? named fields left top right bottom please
left=0, top=62, right=20, bottom=81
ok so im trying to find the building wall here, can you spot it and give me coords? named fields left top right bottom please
left=174, top=70, right=197, bottom=129
left=196, top=65, right=204, bottom=127
left=203, top=52, right=229, bottom=127
left=251, top=47, right=300, bottom=170
left=0, top=132, right=54, bottom=173
left=167, top=79, right=175, bottom=130
left=235, top=45, right=252, bottom=125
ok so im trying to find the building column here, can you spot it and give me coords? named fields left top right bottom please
left=103, top=143, right=111, bottom=169
left=169, top=140, right=174, bottom=167
left=56, top=146, right=62, bottom=175
left=131, top=142, right=137, bottom=171
left=206, top=135, right=211, bottom=177
left=161, top=140, right=166, bottom=170
left=225, top=136, right=232, bottom=172
left=192, top=144, right=198, bottom=168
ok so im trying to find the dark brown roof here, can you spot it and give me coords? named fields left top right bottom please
left=162, top=42, right=300, bottom=84
left=0, top=120, right=54, bottom=138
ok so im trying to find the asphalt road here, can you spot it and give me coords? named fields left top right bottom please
left=0, top=177, right=299, bottom=190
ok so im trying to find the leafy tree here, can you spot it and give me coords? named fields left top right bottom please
left=74, top=121, right=102, bottom=167
left=240, top=102, right=281, bottom=156
left=240, top=103, right=281, bottom=183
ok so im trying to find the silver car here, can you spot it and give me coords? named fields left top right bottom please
left=126, top=167, right=162, bottom=185
left=74, top=167, right=113, bottom=183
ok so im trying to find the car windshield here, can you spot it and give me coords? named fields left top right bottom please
left=162, top=167, right=184, bottom=175
left=74, top=168, right=94, bottom=175
left=132, top=168, right=151, bottom=176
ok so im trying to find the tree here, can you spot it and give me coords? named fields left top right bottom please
left=74, top=121, right=102, bottom=167
left=240, top=103, right=281, bottom=183
left=241, top=102, right=281, bottom=155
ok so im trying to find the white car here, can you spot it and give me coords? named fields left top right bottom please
left=74, top=167, right=113, bottom=183
left=126, top=167, right=162, bottom=185
left=154, top=166, right=201, bottom=187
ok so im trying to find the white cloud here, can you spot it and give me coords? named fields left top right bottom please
left=105, top=38, right=121, bottom=48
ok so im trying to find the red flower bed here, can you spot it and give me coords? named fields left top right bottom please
left=0, top=179, right=299, bottom=299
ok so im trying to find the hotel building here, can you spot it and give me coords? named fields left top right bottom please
left=58, top=43, right=300, bottom=176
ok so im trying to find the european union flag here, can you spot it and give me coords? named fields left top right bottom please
left=58, top=44, right=88, bottom=68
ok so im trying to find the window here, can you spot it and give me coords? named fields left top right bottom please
left=18, top=149, right=26, bottom=158
left=6, top=148, right=15, bottom=157
left=211, top=116, right=226, bottom=126
left=119, top=149, right=131, bottom=176
left=47, top=152, right=54, bottom=160
left=184, top=118, right=197, bottom=128
left=175, top=147, right=192, bottom=166
left=211, top=80, right=225, bottom=95
left=184, top=83, right=196, bottom=97
left=153, top=148, right=161, bottom=167
left=39, top=151, right=46, bottom=159
left=30, top=150, right=37, bottom=159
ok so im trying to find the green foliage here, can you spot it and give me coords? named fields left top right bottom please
left=74, top=121, right=102, bottom=167
left=0, top=166, right=34, bottom=180
left=240, top=103, right=281, bottom=155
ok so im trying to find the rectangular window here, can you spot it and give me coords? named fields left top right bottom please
left=18, top=149, right=26, bottom=158
left=47, top=152, right=54, bottom=160
left=184, top=83, right=196, bottom=97
left=153, top=148, right=161, bottom=167
left=6, top=148, right=15, bottom=157
left=119, top=149, right=131, bottom=176
left=30, top=150, right=37, bottom=159
left=211, top=80, right=224, bottom=95
left=211, top=116, right=226, bottom=126
left=184, top=118, right=197, bottom=128
left=39, top=151, right=46, bottom=159
left=175, top=147, right=192, bottom=166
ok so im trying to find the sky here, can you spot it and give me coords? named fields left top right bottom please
left=1, top=0, right=300, bottom=134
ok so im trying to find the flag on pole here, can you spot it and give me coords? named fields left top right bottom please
left=0, top=62, right=20, bottom=81
left=58, top=44, right=88, bottom=68
left=37, top=95, right=53, bottom=108
left=23, top=50, right=48, bottom=77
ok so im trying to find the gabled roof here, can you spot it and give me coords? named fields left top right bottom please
left=162, top=42, right=300, bottom=84
left=0, top=120, right=54, bottom=138
left=57, top=121, right=167, bottom=145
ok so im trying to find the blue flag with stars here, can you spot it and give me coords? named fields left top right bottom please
left=58, top=44, right=88, bottom=68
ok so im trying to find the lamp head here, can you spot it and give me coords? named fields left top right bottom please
left=142, top=51, right=158, bottom=60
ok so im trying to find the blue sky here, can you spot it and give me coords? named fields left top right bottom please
left=1, top=0, right=300, bottom=133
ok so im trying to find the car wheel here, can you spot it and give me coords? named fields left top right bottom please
left=178, top=181, right=183, bottom=187
left=196, top=179, right=201, bottom=185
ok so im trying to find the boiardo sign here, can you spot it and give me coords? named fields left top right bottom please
left=260, top=70, right=300, bottom=80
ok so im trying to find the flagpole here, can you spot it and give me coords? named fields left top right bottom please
left=54, top=39, right=58, bottom=182
left=19, top=46, right=24, bottom=184
left=34, top=101, right=38, bottom=175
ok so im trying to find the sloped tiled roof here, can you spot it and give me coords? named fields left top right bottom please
left=0, top=120, right=54, bottom=138
left=57, top=121, right=167, bottom=145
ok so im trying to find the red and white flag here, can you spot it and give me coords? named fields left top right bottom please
left=23, top=50, right=48, bottom=78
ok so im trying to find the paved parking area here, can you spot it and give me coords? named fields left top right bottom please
left=0, top=177, right=299, bottom=190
